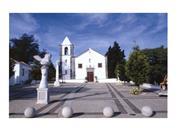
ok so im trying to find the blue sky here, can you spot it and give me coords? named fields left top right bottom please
left=10, top=13, right=167, bottom=65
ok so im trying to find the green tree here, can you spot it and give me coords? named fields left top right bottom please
left=31, top=64, right=41, bottom=80
left=126, top=47, right=149, bottom=87
left=48, top=62, right=56, bottom=81
left=142, top=46, right=167, bottom=84
left=105, top=41, right=127, bottom=80
left=114, top=63, right=125, bottom=80
left=10, top=33, right=39, bottom=63
left=10, top=33, right=56, bottom=82
left=31, top=49, right=56, bottom=81
left=9, top=34, right=40, bottom=79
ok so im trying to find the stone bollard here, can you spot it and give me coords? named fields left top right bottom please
left=141, top=106, right=154, bottom=117
left=24, top=107, right=36, bottom=118
left=61, top=106, right=73, bottom=118
left=103, top=106, right=114, bottom=117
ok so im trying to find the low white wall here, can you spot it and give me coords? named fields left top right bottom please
left=59, top=79, right=85, bottom=83
left=140, top=83, right=160, bottom=90
left=98, top=78, right=119, bottom=83
left=59, top=78, right=119, bottom=83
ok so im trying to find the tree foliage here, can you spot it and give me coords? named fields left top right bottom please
left=114, top=63, right=126, bottom=80
left=105, top=41, right=127, bottom=80
left=31, top=64, right=41, bottom=80
left=126, top=47, right=149, bottom=86
left=9, top=33, right=55, bottom=81
left=30, top=49, right=56, bottom=81
left=48, top=62, right=56, bottom=81
left=142, top=46, right=167, bottom=84
left=10, top=34, right=39, bottom=63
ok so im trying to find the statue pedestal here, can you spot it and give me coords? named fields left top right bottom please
left=37, top=88, right=49, bottom=104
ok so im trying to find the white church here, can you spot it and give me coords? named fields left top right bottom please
left=59, top=36, right=108, bottom=82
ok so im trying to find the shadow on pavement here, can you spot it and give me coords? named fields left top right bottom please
left=9, top=86, right=90, bottom=100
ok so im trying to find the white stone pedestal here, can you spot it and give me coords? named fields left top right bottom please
left=36, top=66, right=49, bottom=104
left=37, top=88, right=49, bottom=104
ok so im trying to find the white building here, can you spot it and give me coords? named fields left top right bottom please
left=60, top=37, right=75, bottom=80
left=60, top=36, right=107, bottom=82
left=9, top=60, right=32, bottom=86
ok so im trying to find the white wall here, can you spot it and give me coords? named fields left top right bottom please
left=9, top=63, right=31, bottom=86
left=59, top=78, right=119, bottom=83
left=14, top=63, right=20, bottom=84
left=61, top=55, right=72, bottom=80
left=20, top=64, right=30, bottom=83
left=75, top=49, right=107, bottom=80
left=98, top=78, right=119, bottom=83
left=61, top=44, right=74, bottom=57
left=60, top=38, right=74, bottom=80
left=60, top=45, right=75, bottom=80
left=59, top=79, right=85, bottom=83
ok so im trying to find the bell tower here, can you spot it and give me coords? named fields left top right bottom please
left=60, top=36, right=74, bottom=80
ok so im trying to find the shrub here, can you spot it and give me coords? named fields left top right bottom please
left=130, top=87, right=141, bottom=95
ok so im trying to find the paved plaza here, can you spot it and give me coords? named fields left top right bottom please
left=9, top=83, right=167, bottom=118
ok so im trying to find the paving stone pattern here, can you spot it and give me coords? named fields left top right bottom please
left=9, top=83, right=167, bottom=118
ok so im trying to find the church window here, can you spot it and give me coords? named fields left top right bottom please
left=64, top=47, right=68, bottom=55
left=98, top=63, right=102, bottom=68
left=78, top=64, right=82, bottom=68
left=65, top=59, right=67, bottom=63
left=89, top=58, right=91, bottom=63
left=65, top=70, right=67, bottom=74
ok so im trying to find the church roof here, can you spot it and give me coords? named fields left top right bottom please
left=75, top=48, right=105, bottom=58
left=61, top=36, right=72, bottom=45
left=10, top=58, right=32, bottom=69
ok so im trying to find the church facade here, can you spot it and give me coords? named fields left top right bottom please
left=60, top=36, right=107, bottom=82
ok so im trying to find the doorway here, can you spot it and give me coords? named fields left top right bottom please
left=87, top=72, right=94, bottom=82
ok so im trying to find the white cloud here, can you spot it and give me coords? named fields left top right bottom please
left=128, top=25, right=148, bottom=37
left=110, top=14, right=138, bottom=33
left=120, top=14, right=137, bottom=24
left=87, top=14, right=109, bottom=25
left=9, top=13, right=167, bottom=63
left=39, top=25, right=72, bottom=49
left=149, top=14, right=167, bottom=34
left=73, top=34, right=113, bottom=56
left=75, top=13, right=109, bottom=30
left=10, top=13, right=39, bottom=38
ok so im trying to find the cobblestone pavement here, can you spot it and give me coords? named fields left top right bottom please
left=9, top=83, right=167, bottom=118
